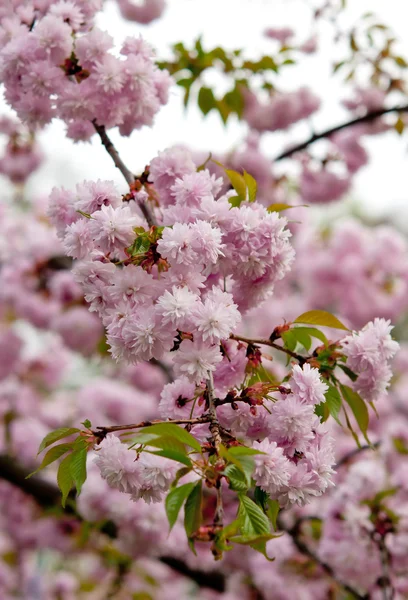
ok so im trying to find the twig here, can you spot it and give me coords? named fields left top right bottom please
left=279, top=516, right=369, bottom=599
left=93, top=416, right=210, bottom=442
left=275, top=105, right=408, bottom=161
left=92, top=120, right=135, bottom=185
left=336, top=441, right=380, bottom=469
left=230, top=333, right=306, bottom=364
left=91, top=120, right=155, bottom=227
left=206, top=372, right=223, bottom=455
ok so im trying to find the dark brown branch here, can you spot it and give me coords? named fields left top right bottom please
left=93, top=416, right=210, bottom=442
left=336, top=441, right=380, bottom=469
left=279, top=516, right=369, bottom=599
left=230, top=333, right=306, bottom=364
left=275, top=105, right=408, bottom=161
left=92, top=119, right=135, bottom=185
left=0, top=454, right=226, bottom=592
left=91, top=120, right=155, bottom=227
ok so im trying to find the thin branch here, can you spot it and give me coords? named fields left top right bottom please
left=0, top=455, right=226, bottom=592
left=91, top=120, right=155, bottom=227
left=279, top=516, right=369, bottom=599
left=275, top=105, right=408, bottom=161
left=206, top=372, right=223, bottom=455
left=336, top=441, right=380, bottom=469
left=93, top=416, right=210, bottom=441
left=92, top=119, right=135, bottom=185
left=230, top=333, right=306, bottom=364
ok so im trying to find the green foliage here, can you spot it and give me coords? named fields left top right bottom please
left=324, top=384, right=342, bottom=424
left=27, top=443, right=73, bottom=478
left=213, top=163, right=258, bottom=207
left=69, top=446, right=88, bottom=496
left=224, top=464, right=250, bottom=492
left=165, top=482, right=196, bottom=531
left=57, top=454, right=74, bottom=508
left=184, top=481, right=203, bottom=553
left=37, top=427, right=80, bottom=454
left=340, top=385, right=371, bottom=445
left=294, top=310, right=349, bottom=331
left=136, top=423, right=202, bottom=453
left=158, top=37, right=296, bottom=124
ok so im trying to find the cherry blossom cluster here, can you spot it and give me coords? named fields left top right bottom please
left=243, top=86, right=320, bottom=133
left=341, top=318, right=399, bottom=403
left=0, top=1, right=171, bottom=138
left=0, top=115, right=42, bottom=183
left=295, top=219, right=408, bottom=328
left=49, top=149, right=295, bottom=372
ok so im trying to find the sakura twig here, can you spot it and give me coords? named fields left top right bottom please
left=206, top=371, right=223, bottom=455
left=230, top=333, right=307, bottom=364
left=275, top=104, right=408, bottom=161
left=92, top=119, right=156, bottom=227
left=92, top=416, right=210, bottom=442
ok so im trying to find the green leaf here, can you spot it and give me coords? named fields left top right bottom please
left=225, top=169, right=247, bottom=199
left=341, top=385, right=370, bottom=445
left=238, top=494, right=271, bottom=536
left=282, top=330, right=298, bottom=352
left=219, top=446, right=255, bottom=486
left=184, top=481, right=202, bottom=553
left=254, top=486, right=268, bottom=512
left=57, top=454, right=74, bottom=508
left=325, top=384, right=342, bottom=424
left=27, top=443, right=73, bottom=478
left=229, top=533, right=277, bottom=560
left=223, top=88, right=244, bottom=117
left=267, top=203, right=296, bottom=213
left=292, top=326, right=328, bottom=347
left=267, top=499, right=280, bottom=531
left=82, top=419, right=92, bottom=429
left=228, top=446, right=264, bottom=457
left=338, top=364, right=358, bottom=382
left=253, top=488, right=280, bottom=530
left=291, top=328, right=312, bottom=351
left=139, top=423, right=201, bottom=452
left=69, top=447, right=87, bottom=496
left=243, top=171, right=257, bottom=202
left=294, top=310, right=349, bottom=331
left=171, top=466, right=193, bottom=488
left=165, top=482, right=196, bottom=531
left=198, top=86, right=216, bottom=116
left=150, top=448, right=192, bottom=467
left=38, top=428, right=80, bottom=454
left=315, top=401, right=330, bottom=422
left=224, top=464, right=249, bottom=491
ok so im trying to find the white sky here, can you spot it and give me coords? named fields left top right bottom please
left=1, top=0, right=408, bottom=221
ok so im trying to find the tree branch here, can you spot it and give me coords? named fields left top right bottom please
left=206, top=372, right=223, bottom=455
left=336, top=441, right=380, bottom=469
left=91, top=120, right=155, bottom=227
left=279, top=516, right=369, bottom=599
left=92, top=120, right=135, bottom=186
left=230, top=333, right=306, bottom=364
left=275, top=105, right=408, bottom=161
left=93, top=416, right=210, bottom=442
left=0, top=454, right=226, bottom=592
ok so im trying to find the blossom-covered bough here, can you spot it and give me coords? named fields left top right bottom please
left=1, top=1, right=408, bottom=599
